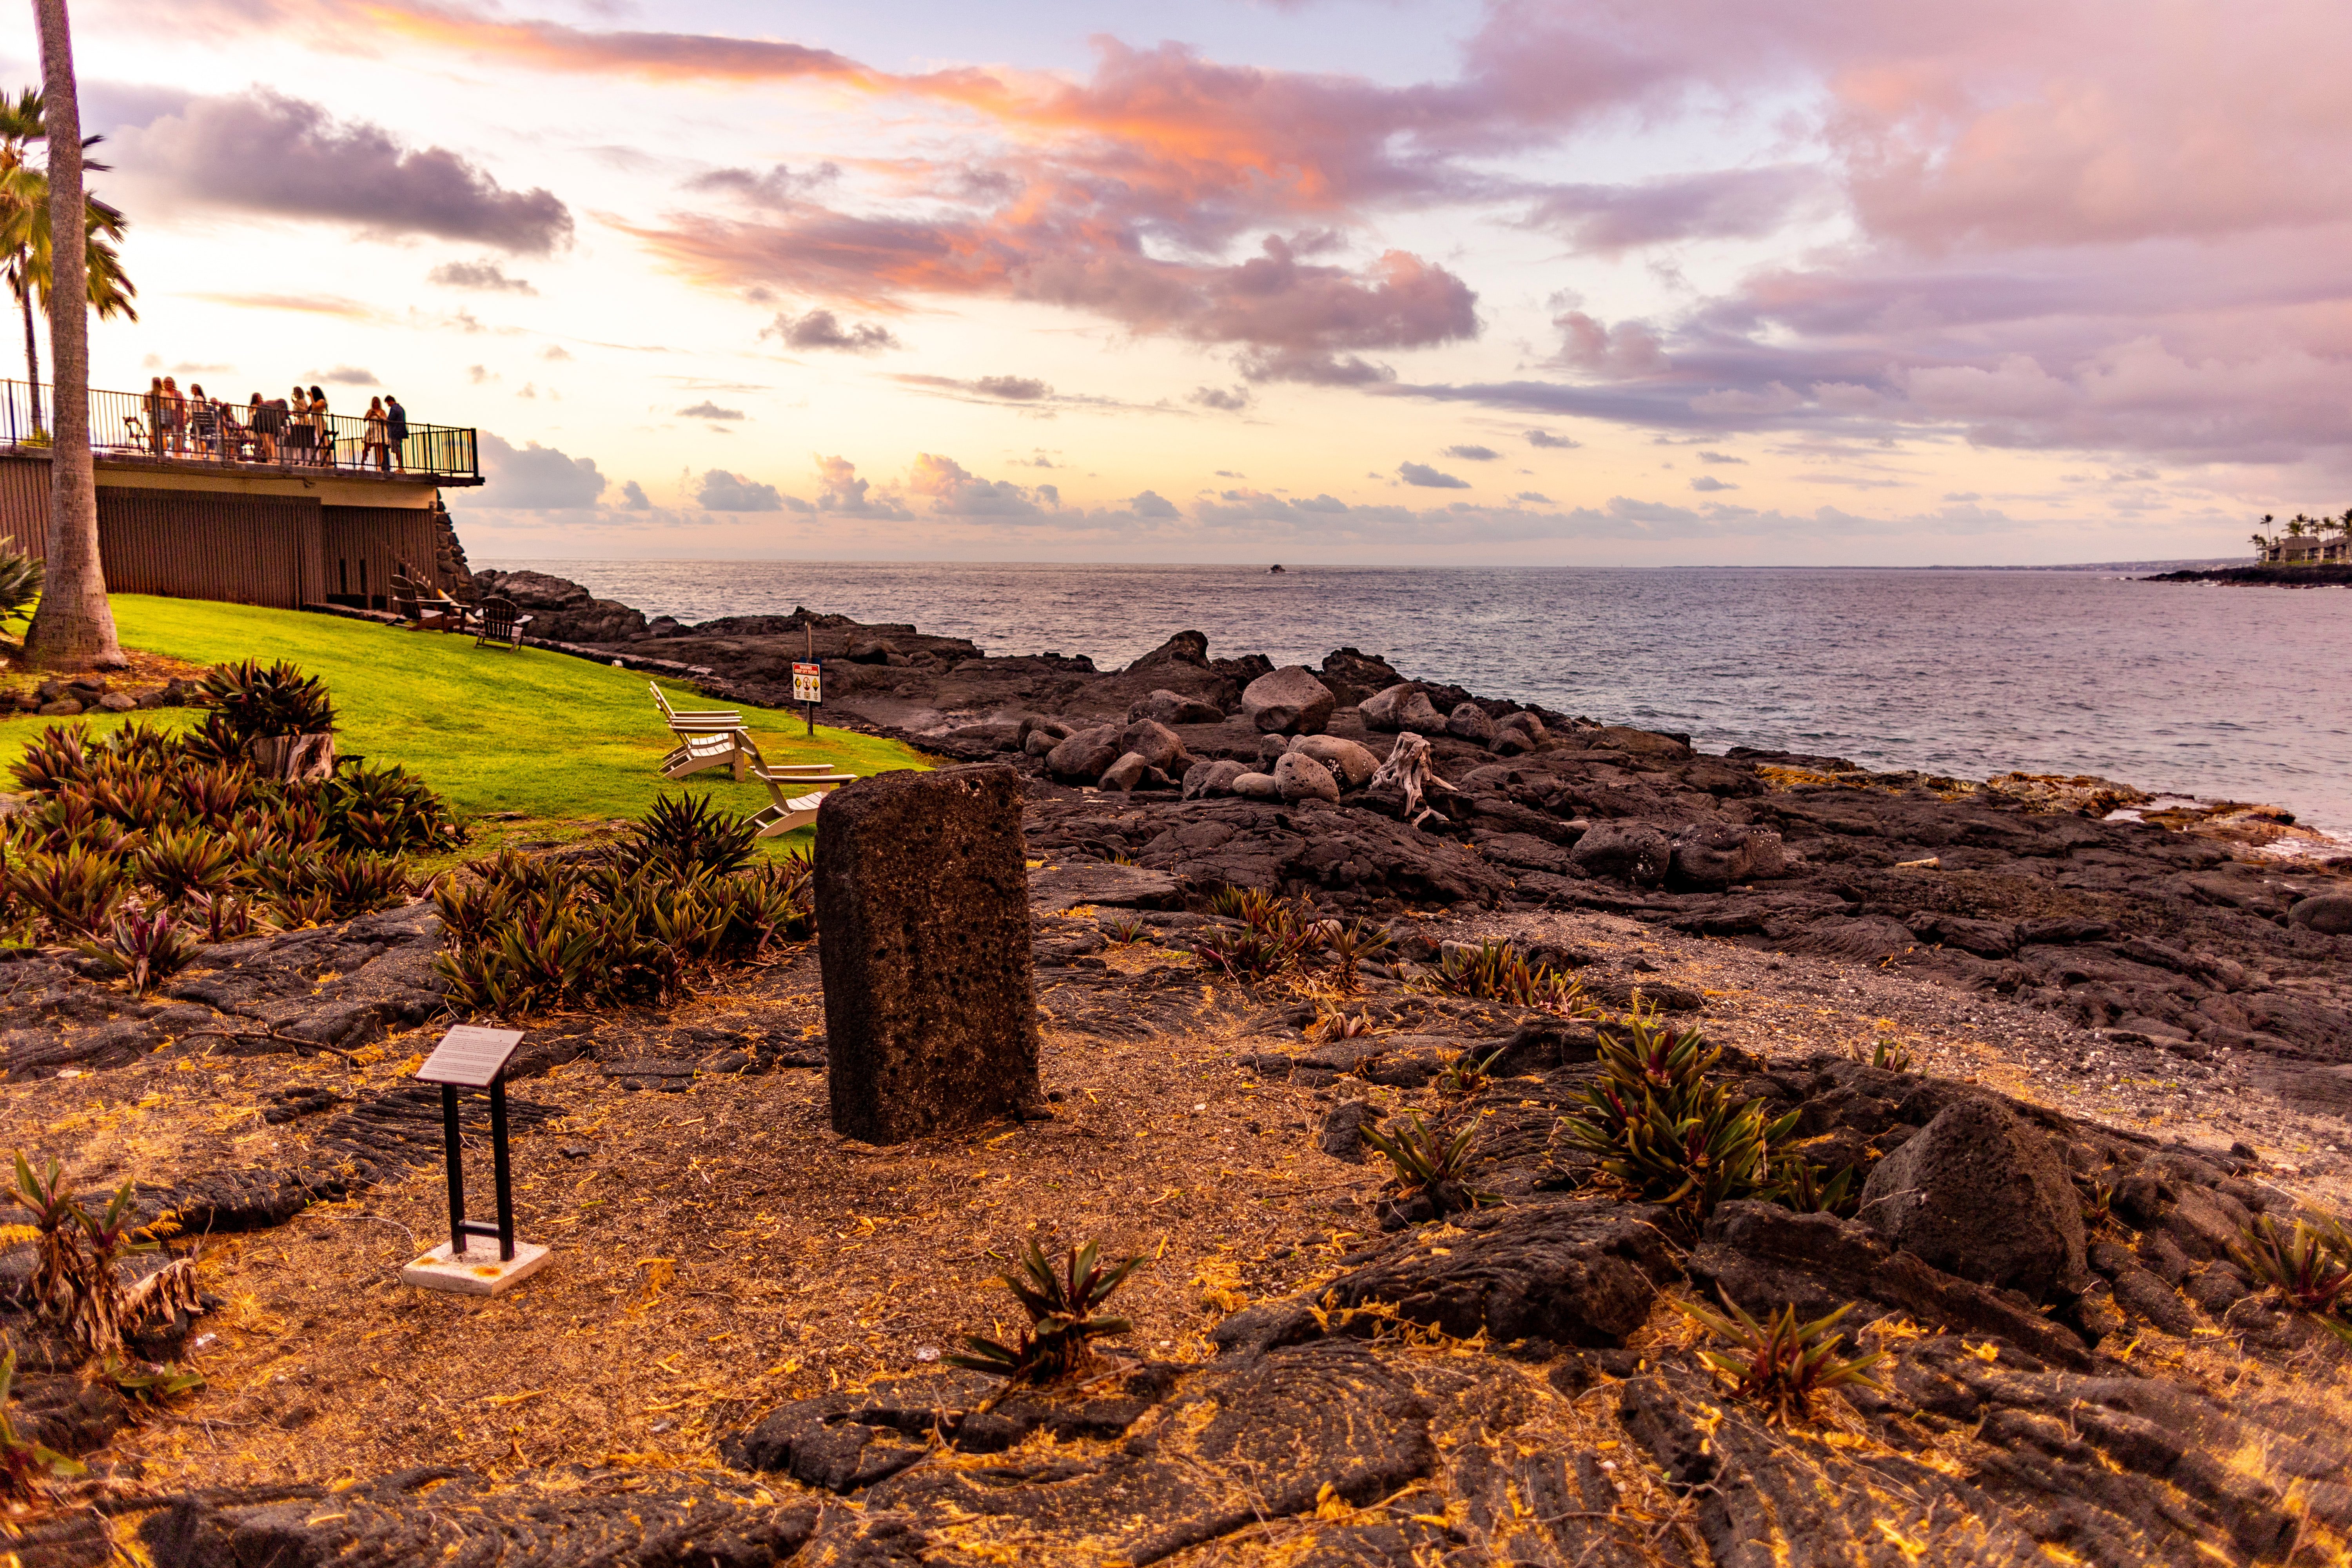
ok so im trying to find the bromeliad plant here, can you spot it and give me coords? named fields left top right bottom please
left=9, top=1154, right=200, bottom=1359
left=2235, top=1215, right=2352, bottom=1341
left=1769, top=1156, right=1862, bottom=1218
left=74, top=909, right=198, bottom=996
left=1321, top=918, right=1391, bottom=992
left=1426, top=940, right=1591, bottom=1015
left=947, top=1238, right=1143, bottom=1387
left=1677, top=1289, right=1887, bottom=1427
left=0, top=1350, right=84, bottom=1497
left=1560, top=1015, right=1797, bottom=1223
left=1360, top=1112, right=1494, bottom=1218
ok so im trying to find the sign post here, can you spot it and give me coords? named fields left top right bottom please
left=792, top=661, right=822, bottom=740
left=401, top=1025, right=552, bottom=1296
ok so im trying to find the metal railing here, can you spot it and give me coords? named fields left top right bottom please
left=0, top=379, right=478, bottom=480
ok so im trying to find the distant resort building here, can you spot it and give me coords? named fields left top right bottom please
left=2251, top=512, right=2351, bottom=566
left=0, top=380, right=481, bottom=611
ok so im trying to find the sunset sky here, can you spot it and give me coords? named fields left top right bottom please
left=15, top=0, right=2350, bottom=563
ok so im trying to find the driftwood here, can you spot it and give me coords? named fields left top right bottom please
left=246, top=732, right=335, bottom=784
left=1368, top=732, right=1441, bottom=828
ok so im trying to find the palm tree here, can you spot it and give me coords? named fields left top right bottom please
left=21, top=0, right=121, bottom=671
left=2286, top=514, right=2308, bottom=537
left=0, top=87, right=134, bottom=436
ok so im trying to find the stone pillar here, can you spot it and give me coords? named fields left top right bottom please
left=815, top=764, right=1042, bottom=1143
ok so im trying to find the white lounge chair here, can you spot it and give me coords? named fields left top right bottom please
left=662, top=729, right=752, bottom=782
left=738, top=734, right=853, bottom=837
left=650, top=682, right=745, bottom=734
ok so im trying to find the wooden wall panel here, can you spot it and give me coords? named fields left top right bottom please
left=0, top=455, right=47, bottom=559
left=93, top=489, right=322, bottom=609
left=321, top=505, right=442, bottom=609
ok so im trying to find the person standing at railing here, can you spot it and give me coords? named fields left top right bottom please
left=385, top=392, right=407, bottom=471
left=285, top=385, right=313, bottom=464
left=161, top=376, right=187, bottom=455
left=188, top=382, right=217, bottom=457
left=216, top=394, right=246, bottom=460
left=250, top=392, right=279, bottom=463
left=307, top=384, right=330, bottom=466
left=144, top=376, right=165, bottom=454
left=363, top=394, right=390, bottom=471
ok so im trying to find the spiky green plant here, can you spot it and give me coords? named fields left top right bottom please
left=134, top=826, right=238, bottom=904
left=75, top=908, right=198, bottom=995
left=1321, top=918, right=1391, bottom=991
left=0, top=545, right=40, bottom=631
left=198, top=658, right=337, bottom=741
left=1869, top=1038, right=1913, bottom=1072
left=619, top=791, right=760, bottom=882
left=1769, top=1157, right=1862, bottom=1218
left=1436, top=1044, right=1509, bottom=1098
left=7, top=722, right=89, bottom=793
left=1561, top=1015, right=1796, bottom=1221
left=946, top=1238, right=1142, bottom=1385
left=0, top=1351, right=84, bottom=1496
left=11, top=1152, right=78, bottom=1318
left=98, top=1355, right=205, bottom=1407
left=1677, top=1289, right=1887, bottom=1427
left=5, top=844, right=125, bottom=937
left=1360, top=1112, right=1494, bottom=1216
left=1192, top=926, right=1307, bottom=982
left=1426, top=939, right=1588, bottom=1013
left=2234, top=1215, right=2352, bottom=1318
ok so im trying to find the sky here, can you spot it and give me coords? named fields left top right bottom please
left=13, top=0, right=2352, bottom=564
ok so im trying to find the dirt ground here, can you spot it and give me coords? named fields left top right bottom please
left=3, top=900, right=2343, bottom=1500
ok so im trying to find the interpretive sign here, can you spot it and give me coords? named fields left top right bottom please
left=792, top=662, right=823, bottom=705
left=403, top=1026, right=548, bottom=1295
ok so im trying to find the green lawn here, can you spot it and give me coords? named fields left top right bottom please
left=0, top=596, right=928, bottom=849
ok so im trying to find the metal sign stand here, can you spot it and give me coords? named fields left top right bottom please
left=401, top=1026, right=552, bottom=1296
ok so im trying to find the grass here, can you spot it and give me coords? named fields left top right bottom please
left=0, top=596, right=929, bottom=853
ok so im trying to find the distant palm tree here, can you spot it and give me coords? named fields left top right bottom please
left=0, top=85, right=135, bottom=434
left=2286, top=514, right=2308, bottom=537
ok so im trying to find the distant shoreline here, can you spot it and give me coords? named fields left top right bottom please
left=2142, top=563, right=2352, bottom=587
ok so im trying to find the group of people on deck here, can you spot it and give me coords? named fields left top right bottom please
left=141, top=377, right=409, bottom=472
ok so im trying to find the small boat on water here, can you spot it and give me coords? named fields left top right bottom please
left=1269, top=564, right=1285, bottom=573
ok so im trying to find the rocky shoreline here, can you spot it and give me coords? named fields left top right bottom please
left=1, top=570, right=2348, bottom=1564
left=2143, top=563, right=2352, bottom=587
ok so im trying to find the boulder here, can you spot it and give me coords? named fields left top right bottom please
left=1230, top=771, right=1280, bottom=800
left=813, top=765, right=1042, bottom=1144
left=1568, top=821, right=1672, bottom=885
left=1360, top=683, right=1446, bottom=735
left=1272, top=751, right=1340, bottom=804
left=1181, top=759, right=1249, bottom=800
left=36, top=699, right=82, bottom=717
left=1126, top=630, right=1211, bottom=671
left=1240, top=666, right=1336, bottom=735
left=1318, top=648, right=1406, bottom=706
left=1446, top=703, right=1497, bottom=746
left=1669, top=823, right=1782, bottom=889
left=2287, top=894, right=2352, bottom=935
left=1099, top=752, right=1151, bottom=791
left=1045, top=725, right=1123, bottom=781
left=1287, top=734, right=1378, bottom=790
left=1130, top=689, right=1223, bottom=726
left=1118, top=719, right=1185, bottom=771
left=1022, top=718, right=1076, bottom=757
left=1318, top=1100, right=1379, bottom=1162
left=1490, top=729, right=1534, bottom=757
left=1857, top=1098, right=2087, bottom=1301
left=96, top=693, right=137, bottom=713
left=846, top=639, right=897, bottom=665
left=1498, top=711, right=1546, bottom=742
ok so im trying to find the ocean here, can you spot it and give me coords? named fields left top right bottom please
left=491, top=561, right=2352, bottom=839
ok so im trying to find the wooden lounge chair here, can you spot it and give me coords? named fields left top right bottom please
left=737, top=734, right=853, bottom=837
left=473, top=595, right=532, bottom=651
left=662, top=728, right=752, bottom=782
left=649, top=682, right=745, bottom=734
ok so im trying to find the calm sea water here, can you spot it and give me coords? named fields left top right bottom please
left=494, top=561, right=2352, bottom=837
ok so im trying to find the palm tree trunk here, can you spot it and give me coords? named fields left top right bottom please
left=21, top=0, right=119, bottom=671
left=19, top=282, right=41, bottom=430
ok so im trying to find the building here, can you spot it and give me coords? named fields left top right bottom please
left=0, top=380, right=482, bottom=611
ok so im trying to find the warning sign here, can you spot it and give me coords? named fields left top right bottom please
left=791, top=662, right=822, bottom=706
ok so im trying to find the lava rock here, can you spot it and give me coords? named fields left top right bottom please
left=1857, top=1098, right=2088, bottom=1301
left=1046, top=725, right=1123, bottom=781
left=1669, top=823, right=1782, bottom=889
left=1272, top=751, right=1341, bottom=804
left=1568, top=821, right=1671, bottom=885
left=1181, top=759, right=1249, bottom=799
left=2287, top=894, right=2352, bottom=935
left=814, top=765, right=1042, bottom=1144
left=1230, top=771, right=1279, bottom=800
left=1318, top=1100, right=1379, bottom=1161
left=1098, top=752, right=1151, bottom=791
left=1287, top=734, right=1379, bottom=789
left=1445, top=703, right=1497, bottom=746
left=1361, top=683, right=1447, bottom=735
left=1131, top=689, right=1224, bottom=726
left=1118, top=718, right=1186, bottom=771
left=1241, top=666, right=1336, bottom=735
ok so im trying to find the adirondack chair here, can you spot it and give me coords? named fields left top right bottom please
left=738, top=734, right=854, bottom=838
left=649, top=682, right=745, bottom=734
left=662, top=728, right=753, bottom=782
left=473, top=595, right=533, bottom=650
